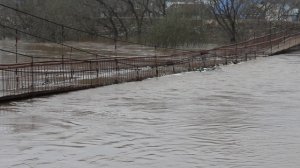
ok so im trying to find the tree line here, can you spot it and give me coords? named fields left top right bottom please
left=1, top=0, right=300, bottom=47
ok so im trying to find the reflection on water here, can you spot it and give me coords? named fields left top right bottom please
left=1, top=52, right=300, bottom=167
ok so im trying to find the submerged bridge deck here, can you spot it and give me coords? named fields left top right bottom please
left=1, top=28, right=300, bottom=102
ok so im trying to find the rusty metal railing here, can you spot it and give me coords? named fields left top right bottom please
left=2, top=28, right=300, bottom=102
left=2, top=25, right=300, bottom=102
left=1, top=2, right=300, bottom=102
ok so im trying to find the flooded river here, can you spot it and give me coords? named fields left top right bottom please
left=0, top=39, right=215, bottom=64
left=1, top=51, right=300, bottom=167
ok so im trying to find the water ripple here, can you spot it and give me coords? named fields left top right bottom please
left=1, top=54, right=300, bottom=167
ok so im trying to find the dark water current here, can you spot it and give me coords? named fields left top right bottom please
left=1, top=52, right=300, bottom=168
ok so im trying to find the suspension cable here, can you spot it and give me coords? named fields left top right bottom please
left=0, top=3, right=195, bottom=52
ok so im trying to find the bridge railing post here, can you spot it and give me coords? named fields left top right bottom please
left=224, top=50, right=228, bottom=65
left=154, top=45, right=159, bottom=77
left=202, top=55, right=206, bottom=68
left=15, top=29, right=20, bottom=93
left=31, top=56, right=34, bottom=92
left=115, top=59, right=119, bottom=84
left=89, top=61, right=93, bottom=86
left=1, top=69, right=5, bottom=97
left=136, top=65, right=140, bottom=81
left=61, top=25, right=66, bottom=87
left=96, top=54, right=99, bottom=83
left=269, top=22, right=272, bottom=55
left=235, top=43, right=238, bottom=63
left=69, top=47, right=74, bottom=83
left=188, top=56, right=193, bottom=71
left=214, top=50, right=217, bottom=66
left=172, top=62, right=175, bottom=73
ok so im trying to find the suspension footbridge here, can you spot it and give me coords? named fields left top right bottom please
left=1, top=4, right=300, bottom=102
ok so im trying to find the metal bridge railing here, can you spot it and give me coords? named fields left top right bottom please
left=1, top=3, right=300, bottom=102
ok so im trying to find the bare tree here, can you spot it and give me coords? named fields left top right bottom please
left=153, top=0, right=167, bottom=16
left=208, top=0, right=250, bottom=43
left=94, top=0, right=129, bottom=40
left=121, top=0, right=152, bottom=41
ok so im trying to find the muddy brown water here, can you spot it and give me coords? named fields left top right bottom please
left=0, top=40, right=169, bottom=64
left=0, top=42, right=300, bottom=167
left=0, top=40, right=216, bottom=64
